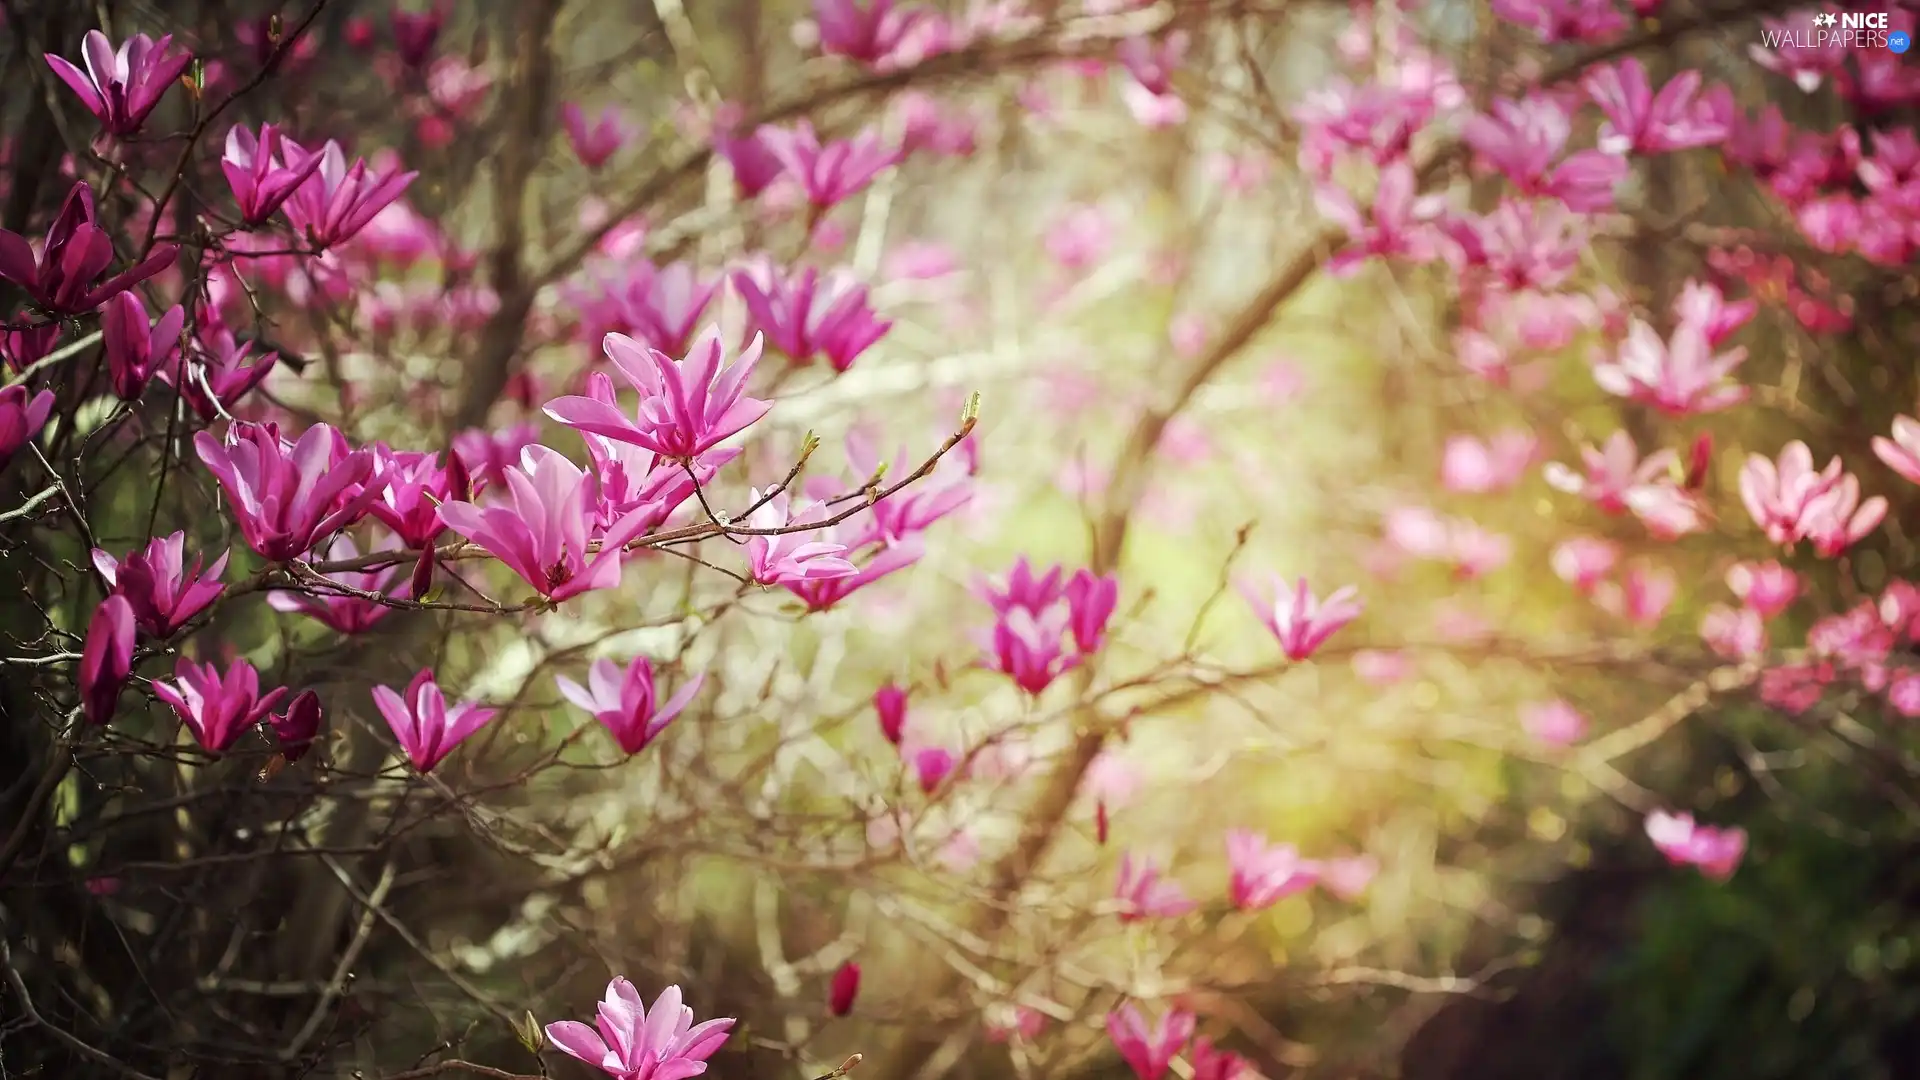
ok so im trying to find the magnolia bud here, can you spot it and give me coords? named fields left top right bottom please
left=829, top=961, right=861, bottom=1017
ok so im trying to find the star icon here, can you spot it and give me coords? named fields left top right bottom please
left=1814, top=12, right=1837, bottom=26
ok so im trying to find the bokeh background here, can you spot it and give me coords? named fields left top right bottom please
left=4, top=1, right=1920, bottom=1078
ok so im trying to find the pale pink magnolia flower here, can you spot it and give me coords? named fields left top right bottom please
left=1644, top=810, right=1746, bottom=880
left=1520, top=699, right=1589, bottom=746
left=1156, top=416, right=1213, bottom=464
left=1808, top=602, right=1895, bottom=688
left=1888, top=671, right=1920, bottom=717
left=1257, top=357, right=1305, bottom=404
left=1449, top=198, right=1584, bottom=292
left=1316, top=160, right=1450, bottom=275
left=1121, top=80, right=1188, bottom=128
left=371, top=669, right=496, bottom=773
left=1592, top=562, right=1677, bottom=627
left=1672, top=278, right=1757, bottom=345
left=1543, top=430, right=1681, bottom=513
left=1106, top=1004, right=1194, bottom=1080
left=1726, top=560, right=1799, bottom=618
left=545, top=980, right=734, bottom=1080
left=1203, top=151, right=1272, bottom=194
left=1700, top=604, right=1767, bottom=660
left=1224, top=829, right=1319, bottom=910
left=1351, top=648, right=1413, bottom=685
left=1432, top=601, right=1493, bottom=643
left=1056, top=458, right=1109, bottom=498
left=1081, top=750, right=1141, bottom=809
left=1168, top=312, right=1209, bottom=358
left=1114, top=852, right=1195, bottom=921
left=1044, top=204, right=1113, bottom=271
left=1872, top=415, right=1920, bottom=487
left=1590, top=318, right=1748, bottom=416
left=741, top=489, right=859, bottom=586
left=1441, top=430, right=1537, bottom=494
left=1311, top=853, right=1378, bottom=899
left=1446, top=520, right=1513, bottom=579
left=1880, top=581, right=1920, bottom=641
left=1759, top=662, right=1835, bottom=714
left=1550, top=536, right=1620, bottom=593
left=936, top=827, right=981, bottom=872
left=1240, top=575, right=1363, bottom=661
left=1583, top=58, right=1729, bottom=156
left=1739, top=442, right=1887, bottom=557
left=884, top=239, right=959, bottom=281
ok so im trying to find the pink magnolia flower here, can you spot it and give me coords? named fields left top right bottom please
left=562, top=103, right=632, bottom=169
left=1316, top=161, right=1449, bottom=275
left=813, top=0, right=927, bottom=64
left=828, top=960, right=861, bottom=1016
left=911, top=745, right=955, bottom=793
left=1739, top=442, right=1887, bottom=557
left=1593, top=562, right=1677, bottom=627
left=545, top=327, right=774, bottom=460
left=985, top=1005, right=1048, bottom=1043
left=1591, top=318, right=1748, bottom=416
left=1449, top=199, right=1584, bottom=292
left=91, top=532, right=228, bottom=638
left=1045, top=204, right=1113, bottom=271
left=1872, top=414, right=1920, bottom=487
left=1700, top=604, right=1766, bottom=660
left=1441, top=430, right=1537, bottom=493
left=160, top=316, right=279, bottom=421
left=713, top=124, right=786, bottom=198
left=270, top=688, right=324, bottom=761
left=983, top=602, right=1078, bottom=694
left=1, top=385, right=56, bottom=469
left=1644, top=810, right=1746, bottom=880
left=557, top=657, right=704, bottom=755
left=2, top=322, right=61, bottom=375
left=1240, top=575, right=1363, bottom=661
left=266, top=534, right=411, bottom=635
left=1491, top=0, right=1627, bottom=43
left=1584, top=58, right=1728, bottom=155
left=391, top=0, right=450, bottom=67
left=153, top=656, right=287, bottom=753
left=545, top=979, right=734, bottom=1080
left=1520, top=699, right=1589, bottom=746
left=193, top=422, right=383, bottom=562
left=279, top=137, right=418, bottom=251
left=436, top=445, right=652, bottom=603
left=44, top=30, right=191, bottom=137
left=1114, top=853, right=1195, bottom=921
left=1461, top=94, right=1626, bottom=210
left=1190, top=1037, right=1253, bottom=1080
left=741, top=489, right=859, bottom=585
left=368, top=447, right=457, bottom=549
left=1726, top=560, right=1799, bottom=618
left=1225, top=829, right=1320, bottom=910
left=1748, top=15, right=1848, bottom=93
left=1312, top=853, right=1379, bottom=899
left=1759, top=662, right=1835, bottom=714
left=783, top=539, right=921, bottom=611
left=0, top=182, right=176, bottom=316
left=600, top=260, right=722, bottom=359
left=102, top=291, right=183, bottom=401
left=371, top=669, right=496, bottom=773
left=1550, top=536, right=1619, bottom=593
left=1106, top=1004, right=1195, bottom=1080
left=731, top=262, right=893, bottom=371
left=1543, top=430, right=1687, bottom=515
left=1671, top=278, right=1756, bottom=345
left=221, top=124, right=325, bottom=226
left=1117, top=31, right=1187, bottom=96
left=757, top=121, right=901, bottom=208
left=78, top=595, right=136, bottom=726
left=873, top=682, right=908, bottom=744
left=1352, top=648, right=1413, bottom=685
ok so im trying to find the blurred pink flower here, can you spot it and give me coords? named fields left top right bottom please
left=1520, top=699, right=1589, bottom=746
left=1645, top=810, right=1745, bottom=880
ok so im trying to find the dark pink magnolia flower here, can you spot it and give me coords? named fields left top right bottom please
left=1873, top=414, right=1920, bottom=487
left=545, top=326, right=774, bottom=461
left=102, top=291, right=184, bottom=401
left=1063, top=569, right=1119, bottom=653
left=1464, top=95, right=1628, bottom=212
left=79, top=595, right=136, bottom=726
left=158, top=317, right=279, bottom=421
left=266, top=534, right=411, bottom=635
left=983, top=602, right=1078, bottom=694
left=1699, top=604, right=1766, bottom=660
left=562, top=103, right=633, bottom=170
left=1114, top=852, right=1196, bottom=922
left=1106, top=1004, right=1195, bottom=1080
left=873, top=682, right=907, bottom=744
left=1584, top=58, right=1728, bottom=156
left=44, top=30, right=191, bottom=137
left=194, top=422, right=384, bottom=561
left=271, top=689, right=324, bottom=761
left=1726, top=560, right=1798, bottom=618
left=1645, top=810, right=1746, bottom=880
left=436, top=445, right=652, bottom=603
left=278, top=137, right=418, bottom=251
left=451, top=422, right=539, bottom=496
left=367, top=447, right=456, bottom=549
left=784, top=539, right=921, bottom=611
left=986, top=1004, right=1048, bottom=1043
left=390, top=0, right=450, bottom=67
left=895, top=92, right=979, bottom=158
left=0, top=182, right=177, bottom=316
left=221, top=124, right=325, bottom=226
left=731, top=261, right=893, bottom=371
left=545, top=979, right=734, bottom=1080
left=556, top=656, right=704, bottom=756
left=828, top=960, right=861, bottom=1017
left=1490, top=0, right=1626, bottom=43
left=1520, top=699, right=1589, bottom=746
left=813, top=0, right=927, bottom=64
left=1117, top=31, right=1187, bottom=97
left=833, top=435, right=971, bottom=546
left=2, top=320, right=61, bottom=374
left=1591, top=317, right=1748, bottom=417
left=371, top=669, right=495, bottom=773
left=91, top=532, right=228, bottom=638
left=1190, top=1037, right=1252, bottom=1080
left=977, top=557, right=1067, bottom=613
left=2, top=385, right=55, bottom=469
left=756, top=121, right=901, bottom=208
left=1316, top=161, right=1449, bottom=275
left=1739, top=441, right=1887, bottom=557
left=1239, top=575, right=1362, bottom=661
left=740, top=489, right=858, bottom=585
left=153, top=656, right=288, bottom=753
left=911, top=745, right=955, bottom=793
left=569, top=374, right=734, bottom=533
left=713, top=122, right=786, bottom=198
left=1225, top=828, right=1319, bottom=911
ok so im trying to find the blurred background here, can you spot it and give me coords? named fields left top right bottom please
left=4, top=1, right=1920, bottom=1078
